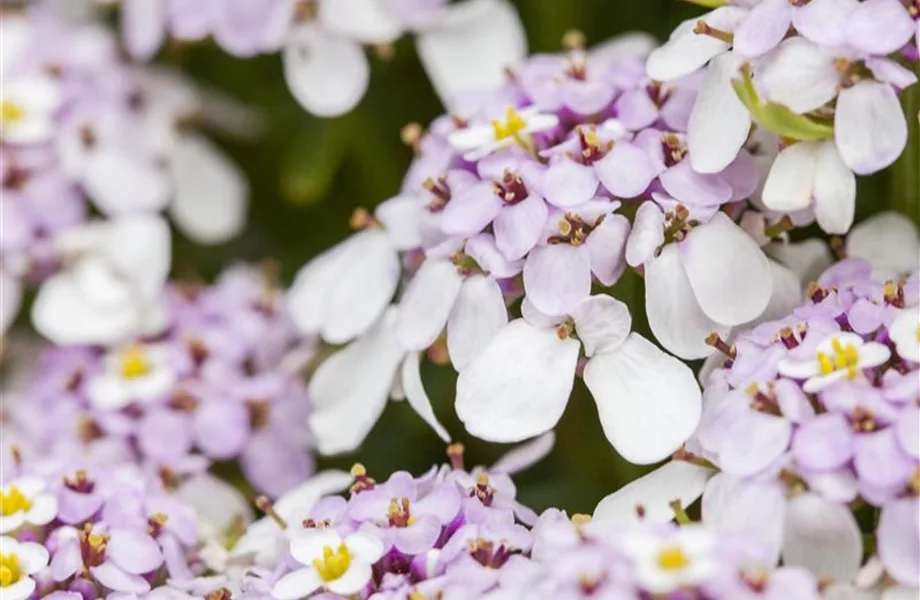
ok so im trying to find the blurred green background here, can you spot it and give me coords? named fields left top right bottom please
left=166, top=0, right=919, bottom=513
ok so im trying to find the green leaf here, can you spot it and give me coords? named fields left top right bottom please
left=732, top=67, right=835, bottom=142
left=280, top=120, right=352, bottom=206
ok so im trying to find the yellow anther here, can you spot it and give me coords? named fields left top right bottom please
left=0, top=100, right=24, bottom=125
left=0, top=552, right=22, bottom=587
left=119, top=344, right=151, bottom=379
left=656, top=546, right=690, bottom=571
left=581, top=127, right=599, bottom=148
left=87, top=533, right=107, bottom=549
left=0, top=486, right=33, bottom=517
left=312, top=543, right=351, bottom=582
left=476, top=473, right=490, bottom=487
left=571, top=513, right=592, bottom=525
left=557, top=218, right=573, bottom=236
left=350, top=463, right=367, bottom=478
left=818, top=338, right=860, bottom=378
left=490, top=107, right=527, bottom=141
left=817, top=352, right=835, bottom=375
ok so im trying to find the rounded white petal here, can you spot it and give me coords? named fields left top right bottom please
left=272, top=567, right=323, bottom=600
left=286, top=244, right=349, bottom=336
left=759, top=38, right=840, bottom=114
left=765, top=239, right=834, bottom=285
left=583, top=333, right=702, bottom=464
left=813, top=142, right=856, bottom=235
left=318, top=0, right=403, bottom=44
left=121, top=0, right=165, bottom=60
left=84, top=150, right=171, bottom=215
left=290, top=529, right=343, bottom=565
left=401, top=352, right=451, bottom=443
left=890, top=311, right=920, bottom=363
left=782, top=493, right=863, bottom=582
left=646, top=15, right=731, bottom=82
left=688, top=53, right=751, bottom=174
left=274, top=470, right=353, bottom=525
left=283, top=24, right=370, bottom=117
left=593, top=461, right=714, bottom=527
left=169, top=135, right=248, bottom=244
left=846, top=212, right=919, bottom=276
left=1, top=577, right=35, bottom=600
left=327, top=559, right=373, bottom=595
left=761, top=142, right=820, bottom=212
left=14, top=541, right=49, bottom=574
left=490, top=431, right=555, bottom=475
left=680, top=213, right=772, bottom=326
left=447, top=275, right=508, bottom=371
left=625, top=201, right=665, bottom=267
left=702, top=474, right=786, bottom=565
left=570, top=295, right=631, bottom=358
left=835, top=81, right=908, bottom=176
left=176, top=473, right=252, bottom=533
left=344, top=531, right=386, bottom=563
left=456, top=319, right=579, bottom=442
left=374, top=196, right=424, bottom=251
left=397, top=259, right=464, bottom=351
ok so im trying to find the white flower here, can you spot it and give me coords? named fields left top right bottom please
left=889, top=311, right=920, bottom=364
left=0, top=536, right=49, bottom=600
left=456, top=295, right=702, bottom=464
left=846, top=211, right=920, bottom=281
left=0, top=477, right=57, bottom=534
left=778, top=332, right=891, bottom=393
left=448, top=106, right=559, bottom=161
left=621, top=526, right=718, bottom=594
left=0, top=74, right=61, bottom=145
left=271, top=529, right=385, bottom=599
left=85, top=342, right=177, bottom=411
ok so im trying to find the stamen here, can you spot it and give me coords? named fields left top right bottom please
left=349, top=207, right=376, bottom=230
left=350, top=463, right=376, bottom=494
left=693, top=20, right=733, bottom=44
left=400, top=123, right=424, bottom=156
left=255, top=496, right=288, bottom=530
left=705, top=333, right=736, bottom=359
left=447, top=443, right=465, bottom=470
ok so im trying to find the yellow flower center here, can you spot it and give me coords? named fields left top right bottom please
left=119, top=345, right=152, bottom=379
left=0, top=552, right=22, bottom=588
left=656, top=546, right=690, bottom=571
left=0, top=100, right=25, bottom=126
left=817, top=338, right=860, bottom=379
left=491, top=107, right=527, bottom=141
left=312, top=543, right=351, bottom=583
left=0, top=486, right=33, bottom=517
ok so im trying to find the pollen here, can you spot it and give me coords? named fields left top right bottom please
left=0, top=552, right=22, bottom=588
left=119, top=344, right=152, bottom=379
left=312, top=543, right=352, bottom=582
left=0, top=486, right=33, bottom=517
left=817, top=338, right=860, bottom=379
left=656, top=546, right=690, bottom=571
left=0, top=100, right=25, bottom=125
left=491, top=107, right=527, bottom=141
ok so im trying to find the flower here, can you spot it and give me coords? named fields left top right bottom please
left=0, top=74, right=61, bottom=145
left=86, top=343, right=177, bottom=411
left=621, top=526, right=717, bottom=594
left=889, top=310, right=920, bottom=363
left=0, top=477, right=57, bottom=534
left=448, top=106, right=560, bottom=161
left=0, top=537, right=49, bottom=600
left=271, top=529, right=385, bottom=598
left=777, top=332, right=891, bottom=393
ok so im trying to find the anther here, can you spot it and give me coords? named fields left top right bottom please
left=447, top=443, right=465, bottom=470
left=255, top=496, right=288, bottom=530
left=705, top=333, right=736, bottom=359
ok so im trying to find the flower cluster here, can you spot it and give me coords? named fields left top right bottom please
left=112, top=0, right=528, bottom=116
left=649, top=0, right=919, bottom=233
left=5, top=266, right=315, bottom=498
left=1, top=4, right=248, bottom=340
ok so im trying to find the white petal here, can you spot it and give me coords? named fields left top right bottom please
left=762, top=142, right=820, bottom=212
left=646, top=13, right=731, bottom=81
left=447, top=275, right=508, bottom=371
left=846, top=212, right=920, bottom=276
left=835, top=81, right=908, bottom=175
left=401, top=352, right=451, bottom=442
left=375, top=196, right=423, bottom=251
left=416, top=0, right=526, bottom=108
left=101, top=214, right=172, bottom=302
left=14, top=541, right=49, bottom=574
left=1, top=270, right=21, bottom=337
left=308, top=309, right=405, bottom=454
left=283, top=24, right=369, bottom=117
left=626, top=201, right=665, bottom=267
left=343, top=532, right=385, bottom=563
left=688, top=53, right=752, bottom=174
left=585, top=213, right=630, bottom=287
left=169, top=135, right=248, bottom=244
left=813, top=142, right=856, bottom=235
left=318, top=0, right=403, bottom=43
left=583, top=333, right=702, bottom=464
left=327, top=560, right=373, bottom=595
left=570, top=295, right=631, bottom=358
left=456, top=319, right=579, bottom=442
left=272, top=567, right=323, bottom=600
left=84, top=151, right=171, bottom=215
left=286, top=245, right=346, bottom=337
left=593, top=461, right=714, bottom=527
left=765, top=239, right=834, bottom=284
left=680, top=213, right=772, bottom=326
left=747, top=260, right=804, bottom=326
left=645, top=244, right=728, bottom=360
left=176, top=473, right=252, bottom=533
left=782, top=493, right=863, bottom=582
left=490, top=431, right=555, bottom=474
left=759, top=38, right=840, bottom=114
left=397, top=258, right=464, bottom=351
left=702, top=474, right=786, bottom=565
left=274, top=470, right=353, bottom=524
left=523, top=244, right=592, bottom=316
left=121, top=0, right=165, bottom=60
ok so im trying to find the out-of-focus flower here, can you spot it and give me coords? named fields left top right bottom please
left=0, top=477, right=57, bottom=534
left=0, top=537, right=49, bottom=600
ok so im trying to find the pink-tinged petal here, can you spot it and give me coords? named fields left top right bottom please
left=121, top=0, right=165, bottom=60
left=791, top=413, right=853, bottom=471
left=759, top=38, right=840, bottom=114
left=523, top=244, right=592, bottom=316
left=586, top=214, right=630, bottom=286
left=895, top=407, right=920, bottom=459
left=401, top=352, right=451, bottom=443
left=878, top=497, right=920, bottom=587
left=614, top=88, right=660, bottom=131
left=542, top=160, right=598, bottom=209
left=866, top=58, right=919, bottom=90
left=563, top=79, right=617, bottom=115
left=626, top=201, right=665, bottom=267
left=393, top=514, right=441, bottom=554
left=595, top=141, right=658, bottom=198
left=50, top=540, right=81, bottom=581
left=835, top=81, right=908, bottom=175
left=703, top=475, right=786, bottom=564
left=193, top=399, right=250, bottom=460
left=456, top=319, right=579, bottom=442
left=660, top=161, right=733, bottom=207
left=733, top=0, right=794, bottom=57
left=442, top=181, right=504, bottom=236
left=854, top=429, right=915, bottom=489
left=464, top=233, right=524, bottom=278
left=844, top=0, right=915, bottom=55
left=718, top=411, right=791, bottom=476
left=793, top=0, right=858, bottom=46
left=813, top=142, right=855, bottom=235
left=782, top=493, right=863, bottom=582
left=687, top=53, right=751, bottom=174
left=107, top=529, right=163, bottom=574
left=584, top=333, right=702, bottom=464
left=570, top=295, right=632, bottom=358
left=447, top=275, right=508, bottom=371
left=493, top=194, right=549, bottom=261
left=645, top=244, right=728, bottom=359
left=90, top=562, right=151, bottom=594
left=679, top=213, right=772, bottom=326
left=397, top=258, right=464, bottom=351
left=719, top=150, right=760, bottom=203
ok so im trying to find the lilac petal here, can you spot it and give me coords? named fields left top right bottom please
left=595, top=141, right=658, bottom=198
left=136, top=410, right=193, bottom=462
left=193, top=399, right=250, bottom=460
left=719, top=411, right=792, bottom=477
left=844, top=0, right=915, bottom=55
left=241, top=431, right=314, bottom=498
left=493, top=194, right=549, bottom=261
left=791, top=413, right=853, bottom=471
left=464, top=233, right=524, bottom=278
left=878, top=497, right=920, bottom=587
left=393, top=514, right=442, bottom=554
left=774, top=379, right=815, bottom=423
left=848, top=298, right=884, bottom=335
left=835, top=81, right=908, bottom=175
left=90, top=562, right=151, bottom=594
left=160, top=532, right=193, bottom=581
left=854, top=429, right=915, bottom=489
left=585, top=214, right=629, bottom=286
left=413, top=483, right=462, bottom=524
left=522, top=244, right=592, bottom=316
left=703, top=475, right=786, bottom=564
left=793, top=0, right=858, bottom=47
left=733, top=0, right=794, bottom=57
left=56, top=489, right=104, bottom=524
left=542, top=160, right=598, bottom=209
left=719, top=150, right=760, bottom=203
left=108, top=529, right=163, bottom=574
left=50, top=540, right=81, bottom=581
left=441, top=181, right=504, bottom=236
left=563, top=79, right=617, bottom=115
left=614, top=88, right=659, bottom=131
left=660, top=160, right=732, bottom=207
left=895, top=407, right=920, bottom=459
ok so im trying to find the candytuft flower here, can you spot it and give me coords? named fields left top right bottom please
left=0, top=477, right=57, bottom=534
left=0, top=537, right=49, bottom=600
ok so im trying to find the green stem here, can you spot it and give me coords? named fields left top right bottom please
left=893, top=67, right=920, bottom=225
left=669, top=500, right=693, bottom=525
